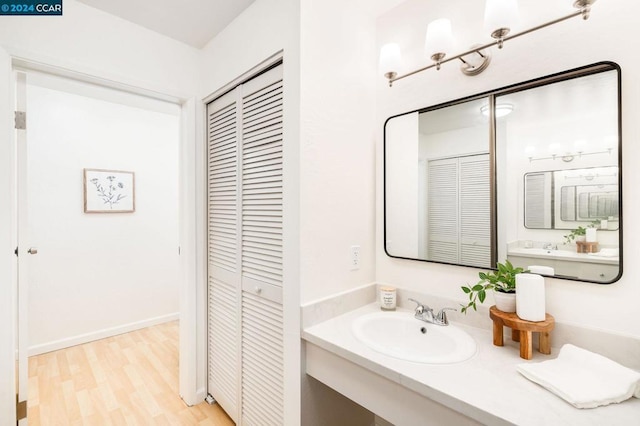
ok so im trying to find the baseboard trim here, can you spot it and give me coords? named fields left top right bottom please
left=28, top=312, right=179, bottom=356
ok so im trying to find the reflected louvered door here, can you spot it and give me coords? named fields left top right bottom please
left=525, top=173, right=550, bottom=227
left=428, top=158, right=459, bottom=262
left=459, top=154, right=490, bottom=268
left=207, top=63, right=284, bottom=426
left=240, top=65, right=284, bottom=426
left=427, top=154, right=490, bottom=267
left=207, top=88, right=242, bottom=423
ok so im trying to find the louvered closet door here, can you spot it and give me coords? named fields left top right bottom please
left=207, top=88, right=242, bottom=423
left=427, top=154, right=490, bottom=266
left=459, top=154, right=490, bottom=267
left=239, top=65, right=284, bottom=426
left=207, top=63, right=284, bottom=426
left=427, top=158, right=459, bottom=262
left=526, top=172, right=552, bottom=226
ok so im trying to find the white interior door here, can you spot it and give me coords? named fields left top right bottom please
left=16, top=71, right=30, bottom=425
left=0, top=47, right=18, bottom=425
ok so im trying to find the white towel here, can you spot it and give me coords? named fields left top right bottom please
left=517, top=344, right=640, bottom=409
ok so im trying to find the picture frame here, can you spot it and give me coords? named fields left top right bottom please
left=83, top=168, right=135, bottom=213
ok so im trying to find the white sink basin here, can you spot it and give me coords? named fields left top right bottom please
left=351, top=311, right=476, bottom=364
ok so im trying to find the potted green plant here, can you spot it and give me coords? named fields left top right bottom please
left=563, top=226, right=587, bottom=244
left=563, top=220, right=600, bottom=244
left=460, top=260, right=527, bottom=314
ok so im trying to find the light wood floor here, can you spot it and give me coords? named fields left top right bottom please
left=28, top=321, right=234, bottom=425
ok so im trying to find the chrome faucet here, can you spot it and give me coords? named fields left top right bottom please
left=408, top=298, right=456, bottom=326
left=542, top=242, right=557, bottom=250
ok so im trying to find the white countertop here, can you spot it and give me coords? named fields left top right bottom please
left=507, top=247, right=619, bottom=265
left=302, top=303, right=640, bottom=426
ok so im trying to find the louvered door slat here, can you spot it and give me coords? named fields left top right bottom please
left=244, top=133, right=282, bottom=149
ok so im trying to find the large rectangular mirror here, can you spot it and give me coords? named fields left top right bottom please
left=384, top=62, right=621, bottom=283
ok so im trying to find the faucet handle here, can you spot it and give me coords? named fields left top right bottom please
left=408, top=298, right=429, bottom=314
left=435, top=307, right=457, bottom=325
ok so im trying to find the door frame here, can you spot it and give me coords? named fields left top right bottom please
left=2, top=53, right=204, bottom=422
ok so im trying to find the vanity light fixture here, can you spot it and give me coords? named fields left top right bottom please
left=381, top=0, right=597, bottom=87
left=526, top=147, right=613, bottom=163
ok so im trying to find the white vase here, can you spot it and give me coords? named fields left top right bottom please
left=494, top=290, right=516, bottom=313
left=515, top=273, right=546, bottom=322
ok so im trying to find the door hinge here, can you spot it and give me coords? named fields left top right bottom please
left=14, top=247, right=18, bottom=257
left=16, top=395, right=27, bottom=421
left=14, top=111, right=26, bottom=130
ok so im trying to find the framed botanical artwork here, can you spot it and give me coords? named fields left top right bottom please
left=83, top=168, right=135, bottom=213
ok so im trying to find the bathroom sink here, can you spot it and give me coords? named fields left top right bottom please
left=351, top=311, right=476, bottom=364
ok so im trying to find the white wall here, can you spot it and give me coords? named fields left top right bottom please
left=0, top=0, right=200, bottom=97
left=299, top=0, right=392, bottom=303
left=25, top=76, right=180, bottom=354
left=376, top=0, right=640, bottom=338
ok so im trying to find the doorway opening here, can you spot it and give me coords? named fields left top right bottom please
left=11, top=64, right=201, bottom=423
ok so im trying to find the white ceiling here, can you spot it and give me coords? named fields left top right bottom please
left=77, top=0, right=256, bottom=48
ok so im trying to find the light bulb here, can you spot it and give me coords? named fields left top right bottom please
left=485, top=0, right=519, bottom=43
left=379, top=43, right=401, bottom=79
left=425, top=18, right=453, bottom=61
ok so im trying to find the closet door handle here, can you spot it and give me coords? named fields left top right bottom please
left=28, top=247, right=38, bottom=255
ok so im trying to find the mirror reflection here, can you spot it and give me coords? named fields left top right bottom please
left=497, top=67, right=620, bottom=283
left=385, top=98, right=492, bottom=267
left=384, top=63, right=621, bottom=283
left=524, top=167, right=619, bottom=229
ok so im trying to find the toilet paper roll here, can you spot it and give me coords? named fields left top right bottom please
left=516, top=273, right=546, bottom=322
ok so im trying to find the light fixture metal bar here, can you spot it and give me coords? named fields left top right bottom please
left=528, top=148, right=612, bottom=163
left=389, top=7, right=587, bottom=86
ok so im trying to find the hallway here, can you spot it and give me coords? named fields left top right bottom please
left=27, top=321, right=233, bottom=425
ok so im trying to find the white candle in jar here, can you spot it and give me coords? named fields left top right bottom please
left=380, top=287, right=397, bottom=310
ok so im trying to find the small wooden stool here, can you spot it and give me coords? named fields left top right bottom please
left=576, top=240, right=599, bottom=253
left=489, top=306, right=555, bottom=360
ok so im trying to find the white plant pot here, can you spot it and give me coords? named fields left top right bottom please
left=494, top=291, right=516, bottom=313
